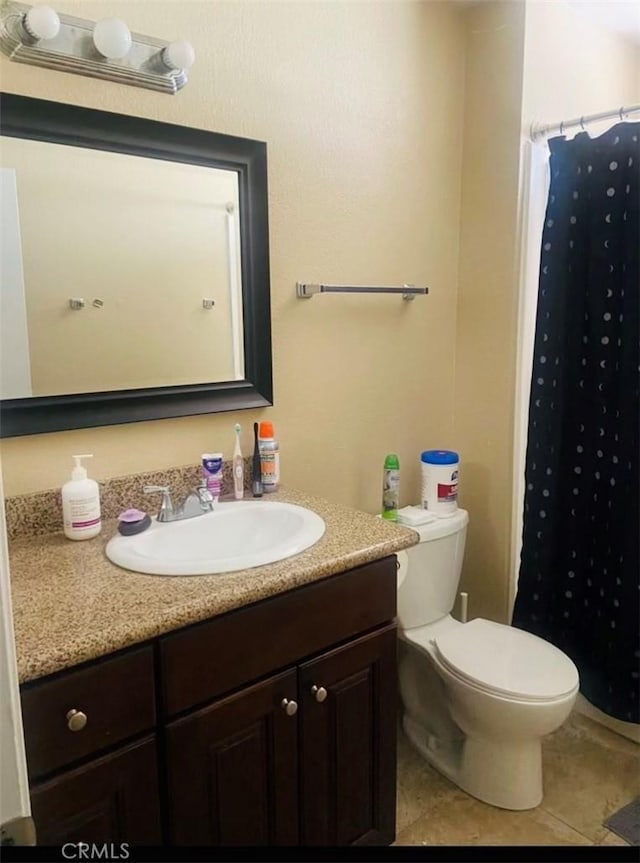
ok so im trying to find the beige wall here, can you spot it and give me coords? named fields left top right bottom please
left=455, top=0, right=640, bottom=625
left=453, top=0, right=526, bottom=624
left=2, top=1, right=637, bottom=625
left=0, top=1, right=466, bottom=511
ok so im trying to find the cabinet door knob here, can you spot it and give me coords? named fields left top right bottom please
left=66, top=709, right=88, bottom=732
left=280, top=698, right=298, bottom=716
left=311, top=685, right=327, bottom=703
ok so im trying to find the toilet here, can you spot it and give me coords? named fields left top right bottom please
left=397, top=509, right=579, bottom=811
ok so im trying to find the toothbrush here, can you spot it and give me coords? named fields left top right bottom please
left=233, top=423, right=244, bottom=500
left=252, top=422, right=263, bottom=497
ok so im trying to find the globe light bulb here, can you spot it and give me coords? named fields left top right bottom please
left=24, top=5, right=60, bottom=40
left=93, top=17, right=132, bottom=60
left=162, top=40, right=195, bottom=71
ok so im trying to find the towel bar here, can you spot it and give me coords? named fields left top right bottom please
left=296, top=283, right=429, bottom=301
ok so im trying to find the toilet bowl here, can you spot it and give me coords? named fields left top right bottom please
left=397, top=510, right=579, bottom=810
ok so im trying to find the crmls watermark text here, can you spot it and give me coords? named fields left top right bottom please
left=61, top=843, right=130, bottom=860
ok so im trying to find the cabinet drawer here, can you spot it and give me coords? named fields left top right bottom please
left=21, top=645, right=156, bottom=780
left=161, top=555, right=397, bottom=715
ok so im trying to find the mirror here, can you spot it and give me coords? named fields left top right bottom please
left=0, top=93, right=272, bottom=437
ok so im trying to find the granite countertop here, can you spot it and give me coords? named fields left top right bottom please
left=9, top=487, right=418, bottom=684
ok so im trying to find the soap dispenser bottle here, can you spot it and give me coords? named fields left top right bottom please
left=62, top=454, right=102, bottom=540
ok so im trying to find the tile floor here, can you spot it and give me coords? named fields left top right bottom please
left=395, top=711, right=640, bottom=846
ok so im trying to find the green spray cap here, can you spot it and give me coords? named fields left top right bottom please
left=384, top=454, right=399, bottom=470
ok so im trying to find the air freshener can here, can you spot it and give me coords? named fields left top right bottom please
left=382, top=454, right=400, bottom=521
left=421, top=450, right=459, bottom=517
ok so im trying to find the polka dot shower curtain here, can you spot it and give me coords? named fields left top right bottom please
left=512, top=122, right=639, bottom=724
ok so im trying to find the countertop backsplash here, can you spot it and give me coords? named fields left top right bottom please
left=4, top=457, right=255, bottom=541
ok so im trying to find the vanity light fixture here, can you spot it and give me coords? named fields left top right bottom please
left=162, top=40, right=195, bottom=72
left=92, top=17, right=131, bottom=60
left=22, top=3, right=59, bottom=40
left=0, top=0, right=195, bottom=93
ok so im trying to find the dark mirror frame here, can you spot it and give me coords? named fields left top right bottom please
left=0, top=93, right=272, bottom=438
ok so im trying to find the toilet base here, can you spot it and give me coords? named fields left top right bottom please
left=402, top=713, right=462, bottom=787
left=458, top=735, right=543, bottom=810
left=402, top=713, right=543, bottom=811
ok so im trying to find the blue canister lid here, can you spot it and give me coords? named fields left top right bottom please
left=420, top=449, right=459, bottom=465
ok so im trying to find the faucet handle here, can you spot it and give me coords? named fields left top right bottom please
left=143, top=485, right=174, bottom=521
left=196, top=485, right=215, bottom=509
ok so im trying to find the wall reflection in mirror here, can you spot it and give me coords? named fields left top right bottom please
left=0, top=138, right=245, bottom=400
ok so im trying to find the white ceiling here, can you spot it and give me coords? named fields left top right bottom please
left=457, top=0, right=640, bottom=45
left=567, top=0, right=640, bottom=44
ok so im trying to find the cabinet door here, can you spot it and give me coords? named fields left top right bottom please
left=166, top=669, right=298, bottom=846
left=30, top=737, right=161, bottom=845
left=299, top=624, right=397, bottom=846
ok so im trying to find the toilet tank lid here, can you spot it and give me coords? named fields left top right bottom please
left=413, top=508, right=468, bottom=542
left=434, top=619, right=579, bottom=700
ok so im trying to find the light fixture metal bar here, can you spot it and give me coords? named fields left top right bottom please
left=0, top=1, right=188, bottom=94
left=296, top=282, right=429, bottom=301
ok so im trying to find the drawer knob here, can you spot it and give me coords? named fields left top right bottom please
left=311, top=685, right=327, bottom=703
left=66, top=709, right=87, bottom=732
left=280, top=698, right=298, bottom=717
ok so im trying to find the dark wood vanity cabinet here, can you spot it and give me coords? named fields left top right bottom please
left=20, top=556, right=398, bottom=847
left=166, top=625, right=396, bottom=846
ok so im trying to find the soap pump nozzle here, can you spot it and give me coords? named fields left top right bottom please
left=71, top=453, right=93, bottom=481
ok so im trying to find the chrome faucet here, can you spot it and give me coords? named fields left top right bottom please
left=144, top=483, right=215, bottom=522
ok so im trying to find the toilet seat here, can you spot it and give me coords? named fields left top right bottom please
left=433, top=619, right=579, bottom=702
left=406, top=618, right=579, bottom=702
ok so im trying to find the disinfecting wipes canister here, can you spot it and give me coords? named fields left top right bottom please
left=421, top=450, right=459, bottom=517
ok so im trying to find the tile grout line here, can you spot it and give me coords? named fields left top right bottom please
left=395, top=786, right=462, bottom=841
left=397, top=787, right=597, bottom=846
left=537, top=803, right=597, bottom=845
left=395, top=788, right=456, bottom=840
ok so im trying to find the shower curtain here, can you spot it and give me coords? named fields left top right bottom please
left=512, top=122, right=639, bottom=723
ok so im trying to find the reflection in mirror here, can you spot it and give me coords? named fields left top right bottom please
left=0, top=138, right=244, bottom=398
left=0, top=93, right=272, bottom=437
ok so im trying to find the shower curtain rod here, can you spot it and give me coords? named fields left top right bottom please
left=530, top=104, right=640, bottom=141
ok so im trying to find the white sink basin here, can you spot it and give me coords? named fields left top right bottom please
left=105, top=500, right=326, bottom=576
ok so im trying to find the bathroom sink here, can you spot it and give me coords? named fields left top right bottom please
left=105, top=500, right=326, bottom=576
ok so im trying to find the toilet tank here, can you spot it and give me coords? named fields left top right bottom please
left=397, top=509, right=468, bottom=630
